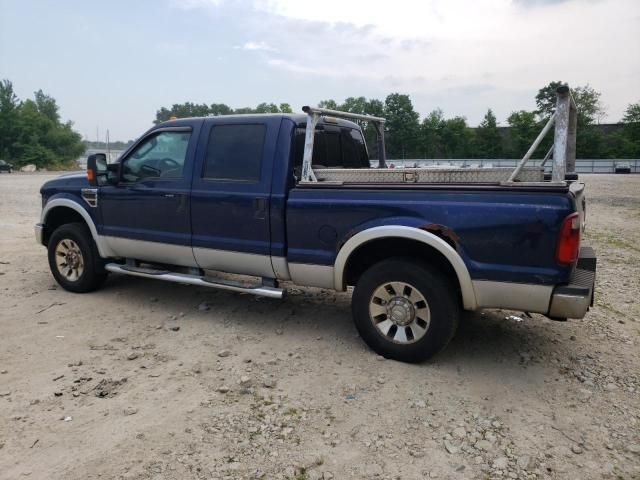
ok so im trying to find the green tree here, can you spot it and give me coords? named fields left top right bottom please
left=365, top=99, right=384, bottom=117
left=0, top=80, right=20, bottom=160
left=155, top=102, right=212, bottom=123
left=535, top=81, right=606, bottom=157
left=384, top=93, right=420, bottom=158
left=623, top=102, right=640, bottom=123
left=622, top=101, right=640, bottom=146
left=254, top=102, right=280, bottom=113
left=441, top=116, right=473, bottom=158
left=419, top=109, right=445, bottom=158
left=573, top=85, right=605, bottom=124
left=535, top=81, right=565, bottom=119
left=475, top=109, right=501, bottom=158
left=317, top=99, right=338, bottom=110
left=209, top=103, right=233, bottom=116
left=0, top=81, right=85, bottom=169
left=507, top=110, right=539, bottom=158
left=536, top=81, right=604, bottom=123
left=34, top=89, right=60, bottom=123
left=609, top=101, right=640, bottom=157
left=279, top=103, right=293, bottom=113
left=232, top=107, right=255, bottom=114
left=341, top=96, right=368, bottom=115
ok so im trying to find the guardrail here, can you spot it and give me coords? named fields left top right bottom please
left=374, top=159, right=640, bottom=174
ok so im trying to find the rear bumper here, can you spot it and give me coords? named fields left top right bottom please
left=35, top=223, right=45, bottom=245
left=548, top=246, right=596, bottom=319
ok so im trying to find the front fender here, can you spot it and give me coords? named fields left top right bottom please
left=41, top=196, right=115, bottom=257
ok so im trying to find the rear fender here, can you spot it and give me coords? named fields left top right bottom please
left=334, top=225, right=477, bottom=310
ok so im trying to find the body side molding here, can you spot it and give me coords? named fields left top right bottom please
left=333, top=225, right=477, bottom=310
left=41, top=198, right=115, bottom=257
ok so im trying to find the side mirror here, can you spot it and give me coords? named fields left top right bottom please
left=86, top=153, right=107, bottom=187
left=106, top=163, right=120, bottom=185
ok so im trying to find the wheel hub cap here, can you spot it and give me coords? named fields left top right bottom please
left=388, top=297, right=415, bottom=326
left=55, top=239, right=84, bottom=281
left=368, top=281, right=431, bottom=345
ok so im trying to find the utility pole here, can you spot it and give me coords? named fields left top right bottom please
left=106, top=129, right=110, bottom=163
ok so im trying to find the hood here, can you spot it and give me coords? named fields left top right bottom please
left=40, top=171, right=90, bottom=194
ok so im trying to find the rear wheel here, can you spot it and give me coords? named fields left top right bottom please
left=47, top=223, right=107, bottom=293
left=352, top=258, right=460, bottom=362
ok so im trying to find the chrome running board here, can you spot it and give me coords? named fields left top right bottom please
left=105, top=263, right=285, bottom=299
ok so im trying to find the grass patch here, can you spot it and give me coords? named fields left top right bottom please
left=585, top=231, right=640, bottom=253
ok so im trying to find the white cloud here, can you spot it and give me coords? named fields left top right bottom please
left=252, top=0, right=639, bottom=122
left=236, top=41, right=277, bottom=52
left=169, top=0, right=225, bottom=9
left=167, top=0, right=640, bottom=123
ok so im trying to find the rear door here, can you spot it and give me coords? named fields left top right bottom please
left=190, top=116, right=279, bottom=277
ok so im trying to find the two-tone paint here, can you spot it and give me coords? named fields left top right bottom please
left=38, top=114, right=581, bottom=316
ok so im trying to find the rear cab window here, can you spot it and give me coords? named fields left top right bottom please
left=293, top=124, right=369, bottom=177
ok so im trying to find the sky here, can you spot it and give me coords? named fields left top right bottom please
left=1, top=0, right=639, bottom=141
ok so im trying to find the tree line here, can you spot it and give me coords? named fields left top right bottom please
left=156, top=82, right=640, bottom=160
left=0, top=80, right=85, bottom=168
left=1, top=78, right=638, bottom=170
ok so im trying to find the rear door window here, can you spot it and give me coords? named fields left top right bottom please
left=203, top=124, right=266, bottom=181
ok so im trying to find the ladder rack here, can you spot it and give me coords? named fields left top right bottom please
left=299, top=85, right=577, bottom=186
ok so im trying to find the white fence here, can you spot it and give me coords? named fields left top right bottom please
left=376, top=159, right=639, bottom=173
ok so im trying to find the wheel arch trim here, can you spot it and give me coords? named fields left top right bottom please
left=334, top=225, right=477, bottom=310
left=41, top=198, right=114, bottom=257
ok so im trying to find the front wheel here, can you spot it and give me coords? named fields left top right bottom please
left=47, top=223, right=107, bottom=293
left=352, top=258, right=460, bottom=363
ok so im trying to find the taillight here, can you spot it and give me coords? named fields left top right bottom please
left=556, top=212, right=581, bottom=265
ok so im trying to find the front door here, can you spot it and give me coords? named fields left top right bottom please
left=190, top=117, right=277, bottom=277
left=98, top=125, right=200, bottom=266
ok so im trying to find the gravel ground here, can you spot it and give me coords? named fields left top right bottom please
left=0, top=173, right=639, bottom=480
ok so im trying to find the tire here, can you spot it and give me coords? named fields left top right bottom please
left=352, top=257, right=460, bottom=363
left=47, top=222, right=107, bottom=293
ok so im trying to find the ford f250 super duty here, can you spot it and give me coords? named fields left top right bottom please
left=35, top=86, right=596, bottom=362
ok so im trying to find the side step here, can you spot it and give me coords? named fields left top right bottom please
left=105, top=263, right=285, bottom=299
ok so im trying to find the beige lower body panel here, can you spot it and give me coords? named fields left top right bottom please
left=104, top=236, right=277, bottom=278
left=289, top=263, right=335, bottom=289
left=100, top=236, right=554, bottom=314
left=472, top=280, right=553, bottom=314
left=104, top=236, right=198, bottom=267
left=193, top=247, right=274, bottom=278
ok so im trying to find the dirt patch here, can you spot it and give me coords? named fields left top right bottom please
left=0, top=173, right=639, bottom=479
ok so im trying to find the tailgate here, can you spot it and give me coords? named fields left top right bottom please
left=570, top=181, right=587, bottom=232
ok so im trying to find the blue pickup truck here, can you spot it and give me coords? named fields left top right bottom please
left=35, top=97, right=596, bottom=362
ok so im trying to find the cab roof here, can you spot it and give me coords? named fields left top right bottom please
left=158, top=113, right=361, bottom=130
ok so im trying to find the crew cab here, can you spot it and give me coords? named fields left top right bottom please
left=35, top=90, right=596, bottom=362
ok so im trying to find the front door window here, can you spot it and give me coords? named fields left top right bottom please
left=121, top=131, right=191, bottom=182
